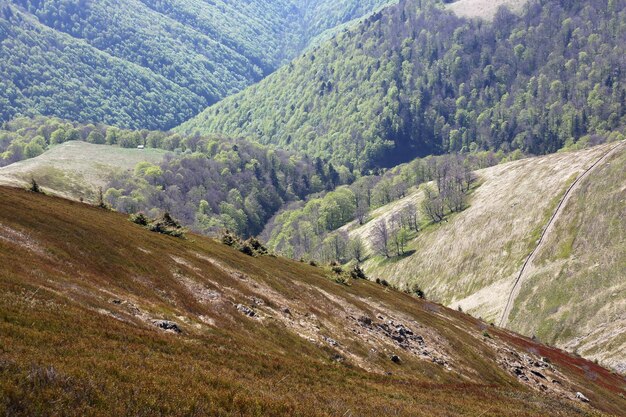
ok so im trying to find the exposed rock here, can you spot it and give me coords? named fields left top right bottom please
left=323, top=336, right=339, bottom=347
left=250, top=297, right=265, bottom=306
left=236, top=304, right=256, bottom=317
left=531, top=370, right=547, bottom=380
left=575, top=392, right=590, bottom=403
left=153, top=320, right=182, bottom=333
left=331, top=354, right=345, bottom=363
left=431, top=357, right=448, bottom=367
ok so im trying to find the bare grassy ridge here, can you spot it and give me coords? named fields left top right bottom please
left=0, top=186, right=624, bottom=416
left=345, top=144, right=624, bottom=370
left=0, top=141, right=166, bottom=202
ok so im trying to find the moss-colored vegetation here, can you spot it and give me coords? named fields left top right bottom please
left=0, top=0, right=391, bottom=129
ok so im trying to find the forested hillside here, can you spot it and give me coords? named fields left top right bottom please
left=105, top=139, right=348, bottom=237
left=0, top=116, right=348, bottom=237
left=180, top=0, right=626, bottom=169
left=0, top=0, right=391, bottom=129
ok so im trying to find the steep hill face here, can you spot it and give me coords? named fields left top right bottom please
left=0, top=0, right=391, bottom=129
left=0, top=185, right=625, bottom=416
left=179, top=0, right=626, bottom=169
left=338, top=142, right=626, bottom=372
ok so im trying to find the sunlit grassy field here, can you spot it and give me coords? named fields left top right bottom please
left=510, top=146, right=626, bottom=370
left=446, top=0, right=530, bottom=21
left=0, top=141, right=166, bottom=202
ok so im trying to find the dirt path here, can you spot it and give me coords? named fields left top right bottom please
left=499, top=141, right=626, bottom=327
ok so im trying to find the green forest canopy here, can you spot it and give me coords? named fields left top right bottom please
left=179, top=0, right=626, bottom=169
left=0, top=0, right=392, bottom=130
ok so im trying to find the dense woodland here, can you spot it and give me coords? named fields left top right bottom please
left=180, top=0, right=626, bottom=168
left=0, top=116, right=348, bottom=237
left=105, top=140, right=349, bottom=237
left=0, top=0, right=391, bottom=129
left=3, top=0, right=626, bottom=255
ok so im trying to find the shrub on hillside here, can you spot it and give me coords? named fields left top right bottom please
left=29, top=178, right=42, bottom=194
left=350, top=265, right=367, bottom=280
left=407, top=283, right=425, bottom=299
left=129, top=212, right=150, bottom=226
left=220, top=230, right=268, bottom=257
left=149, top=213, right=185, bottom=238
left=129, top=212, right=186, bottom=238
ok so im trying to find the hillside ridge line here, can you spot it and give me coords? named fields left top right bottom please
left=499, top=141, right=626, bottom=327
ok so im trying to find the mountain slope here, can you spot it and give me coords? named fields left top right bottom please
left=0, top=185, right=625, bottom=416
left=179, top=0, right=626, bottom=168
left=0, top=0, right=392, bottom=129
left=337, top=142, right=626, bottom=371
left=0, top=141, right=166, bottom=201
left=0, top=116, right=350, bottom=238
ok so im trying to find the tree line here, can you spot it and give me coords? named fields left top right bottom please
left=262, top=151, right=495, bottom=262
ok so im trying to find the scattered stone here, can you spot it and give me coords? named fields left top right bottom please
left=358, top=316, right=372, bottom=326
left=391, top=355, right=401, bottom=364
left=236, top=304, right=256, bottom=317
left=153, top=320, right=182, bottom=333
left=323, top=336, right=339, bottom=347
left=282, top=307, right=291, bottom=315
left=250, top=297, right=265, bottom=306
left=531, top=370, right=547, bottom=380
left=111, top=299, right=122, bottom=305
left=431, top=357, right=447, bottom=366
left=331, top=354, right=345, bottom=363
left=575, top=392, right=590, bottom=403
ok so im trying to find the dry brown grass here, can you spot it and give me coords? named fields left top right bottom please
left=345, top=144, right=624, bottom=370
left=0, top=185, right=624, bottom=416
left=509, top=145, right=626, bottom=371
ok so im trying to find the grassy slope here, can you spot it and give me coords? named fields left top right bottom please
left=342, top=143, right=625, bottom=370
left=509, top=145, right=626, bottom=371
left=446, top=0, right=530, bottom=21
left=0, top=185, right=624, bottom=416
left=0, top=141, right=166, bottom=202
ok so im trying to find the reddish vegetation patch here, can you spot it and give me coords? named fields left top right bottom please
left=0, top=186, right=624, bottom=417
left=498, top=330, right=626, bottom=395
